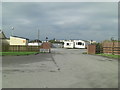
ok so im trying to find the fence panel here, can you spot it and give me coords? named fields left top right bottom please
left=2, top=44, right=9, bottom=52
left=102, top=42, right=120, bottom=55
left=2, top=45, right=40, bottom=52
left=87, top=42, right=120, bottom=55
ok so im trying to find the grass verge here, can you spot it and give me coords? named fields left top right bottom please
left=0, top=52, right=39, bottom=56
left=97, top=53, right=120, bottom=59
left=82, top=52, right=87, bottom=54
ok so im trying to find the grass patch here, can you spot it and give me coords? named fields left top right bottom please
left=97, top=53, right=120, bottom=59
left=0, top=52, right=39, bottom=56
left=82, top=52, right=87, bottom=54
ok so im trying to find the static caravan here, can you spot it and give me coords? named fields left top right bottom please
left=74, top=40, right=89, bottom=49
left=64, top=41, right=74, bottom=48
left=64, top=40, right=90, bottom=49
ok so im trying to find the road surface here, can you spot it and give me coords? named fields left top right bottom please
left=2, top=48, right=118, bottom=88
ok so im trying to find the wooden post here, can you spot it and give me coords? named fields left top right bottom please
left=111, top=37, right=114, bottom=55
left=112, top=41, right=114, bottom=55
left=113, top=40, right=115, bottom=55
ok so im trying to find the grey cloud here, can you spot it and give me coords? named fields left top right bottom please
left=2, top=2, right=118, bottom=41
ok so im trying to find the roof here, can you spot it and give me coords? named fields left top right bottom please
left=40, top=42, right=51, bottom=49
left=11, top=36, right=29, bottom=40
left=0, top=30, right=7, bottom=39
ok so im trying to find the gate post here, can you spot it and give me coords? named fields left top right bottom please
left=87, top=45, right=96, bottom=54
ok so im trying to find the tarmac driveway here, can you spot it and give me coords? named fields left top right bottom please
left=2, top=48, right=118, bottom=88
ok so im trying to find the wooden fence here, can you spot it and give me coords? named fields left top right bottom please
left=102, top=42, right=120, bottom=55
left=2, top=45, right=40, bottom=52
left=87, top=42, right=120, bottom=55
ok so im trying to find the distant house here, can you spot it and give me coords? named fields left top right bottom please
left=28, top=43, right=42, bottom=46
left=89, top=40, right=97, bottom=44
left=0, top=30, right=10, bottom=45
left=28, top=39, right=42, bottom=46
left=10, top=36, right=29, bottom=45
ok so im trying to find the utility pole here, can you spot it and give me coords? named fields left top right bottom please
left=38, top=29, right=40, bottom=46
left=11, top=27, right=14, bottom=36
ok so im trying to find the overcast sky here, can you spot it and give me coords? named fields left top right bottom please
left=2, top=2, right=118, bottom=41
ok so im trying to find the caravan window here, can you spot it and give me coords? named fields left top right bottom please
left=67, top=43, right=70, bottom=46
left=78, top=42, right=82, bottom=45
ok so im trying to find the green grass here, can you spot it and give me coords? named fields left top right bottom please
left=82, top=52, right=87, bottom=54
left=0, top=52, right=39, bottom=56
left=97, top=53, right=120, bottom=59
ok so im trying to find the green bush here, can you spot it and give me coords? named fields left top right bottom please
left=91, top=43, right=102, bottom=54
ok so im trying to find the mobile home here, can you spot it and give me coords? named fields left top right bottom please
left=74, top=40, right=89, bottom=49
left=64, top=41, right=74, bottom=48
left=64, top=40, right=90, bottom=49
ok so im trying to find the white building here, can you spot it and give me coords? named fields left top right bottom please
left=10, top=36, right=29, bottom=45
left=28, top=42, right=42, bottom=46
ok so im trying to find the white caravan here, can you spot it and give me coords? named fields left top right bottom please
left=64, top=40, right=90, bottom=49
left=64, top=41, right=74, bottom=48
left=74, top=40, right=88, bottom=49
